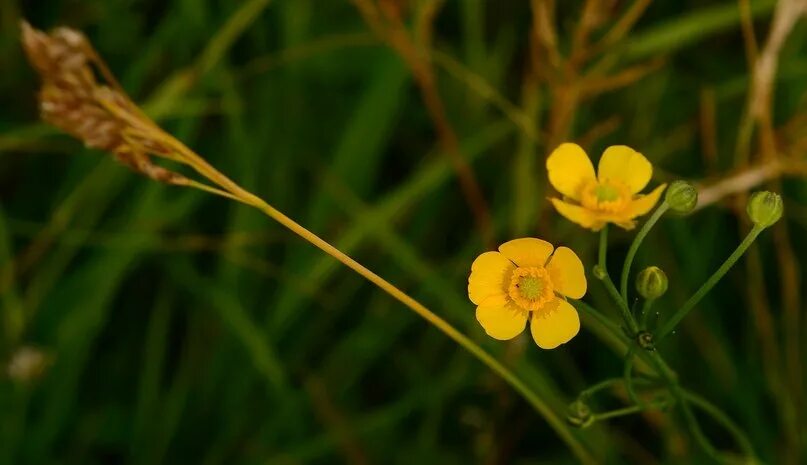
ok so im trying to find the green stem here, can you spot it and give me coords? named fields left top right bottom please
left=640, top=298, right=654, bottom=329
left=598, top=224, right=608, bottom=269
left=623, top=347, right=640, bottom=405
left=580, top=378, right=623, bottom=399
left=571, top=299, right=625, bottom=342
left=656, top=225, right=764, bottom=341
left=646, top=351, right=741, bottom=464
left=598, top=227, right=639, bottom=333
left=592, top=397, right=670, bottom=422
left=682, top=389, right=758, bottom=462
left=620, top=202, right=669, bottom=301
left=577, top=301, right=756, bottom=463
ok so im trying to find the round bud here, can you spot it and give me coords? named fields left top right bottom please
left=665, top=180, right=698, bottom=214
left=746, top=191, right=783, bottom=228
left=636, top=266, right=668, bottom=300
left=566, top=399, right=594, bottom=428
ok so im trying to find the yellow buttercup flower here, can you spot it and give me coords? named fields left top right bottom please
left=546, top=143, right=667, bottom=231
left=468, top=238, right=586, bottom=349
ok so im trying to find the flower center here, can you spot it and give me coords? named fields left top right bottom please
left=508, top=267, right=555, bottom=312
left=594, top=184, right=620, bottom=202
left=580, top=179, right=630, bottom=213
left=519, top=276, right=543, bottom=300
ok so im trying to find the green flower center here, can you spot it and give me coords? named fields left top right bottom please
left=594, top=184, right=620, bottom=202
left=519, top=276, right=544, bottom=300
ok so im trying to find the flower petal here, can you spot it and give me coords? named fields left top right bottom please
left=468, top=252, right=515, bottom=306
left=498, top=238, right=554, bottom=268
left=627, top=184, right=667, bottom=218
left=476, top=302, right=528, bottom=340
left=549, top=198, right=605, bottom=231
left=597, top=145, right=652, bottom=194
left=530, top=299, right=580, bottom=349
left=547, top=247, right=587, bottom=299
left=546, top=143, right=596, bottom=200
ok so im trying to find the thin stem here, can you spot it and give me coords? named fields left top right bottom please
left=575, top=300, right=756, bottom=463
left=645, top=351, right=740, bottom=464
left=580, top=378, right=623, bottom=399
left=620, top=202, right=669, bottom=301
left=639, top=298, right=654, bottom=329
left=183, top=179, right=596, bottom=465
left=598, top=225, right=608, bottom=269
left=592, top=397, right=670, bottom=422
left=682, top=389, right=758, bottom=462
left=656, top=225, right=765, bottom=341
left=623, top=347, right=640, bottom=405
left=598, top=227, right=639, bottom=333
left=605, top=272, right=638, bottom=333
left=571, top=299, right=626, bottom=342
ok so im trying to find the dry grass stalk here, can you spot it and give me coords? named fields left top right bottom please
left=21, top=22, right=186, bottom=184
left=351, top=0, right=495, bottom=247
left=20, top=21, right=252, bottom=205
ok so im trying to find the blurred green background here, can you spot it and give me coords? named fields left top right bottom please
left=1, top=0, right=806, bottom=463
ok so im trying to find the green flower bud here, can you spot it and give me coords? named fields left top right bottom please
left=665, top=180, right=698, bottom=214
left=566, top=399, right=594, bottom=428
left=636, top=266, right=668, bottom=300
left=746, top=191, right=783, bottom=228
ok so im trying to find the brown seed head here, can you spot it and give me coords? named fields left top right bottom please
left=20, top=21, right=187, bottom=185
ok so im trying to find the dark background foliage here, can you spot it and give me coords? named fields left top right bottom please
left=1, top=0, right=805, bottom=464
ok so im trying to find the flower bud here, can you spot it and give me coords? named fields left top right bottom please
left=636, top=266, right=668, bottom=300
left=566, top=399, right=594, bottom=428
left=746, top=191, right=783, bottom=228
left=665, top=180, right=698, bottom=214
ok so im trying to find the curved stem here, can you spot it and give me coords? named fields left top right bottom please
left=182, top=181, right=596, bottom=465
left=592, top=397, right=671, bottom=422
left=682, top=389, right=758, bottom=462
left=598, top=227, right=639, bottom=333
left=620, top=202, right=669, bottom=301
left=572, top=299, right=625, bottom=342
left=575, top=301, right=756, bottom=463
left=580, top=378, right=623, bottom=399
left=656, top=225, right=764, bottom=341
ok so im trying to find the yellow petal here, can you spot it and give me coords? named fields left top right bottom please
left=547, top=247, right=587, bottom=299
left=614, top=220, right=637, bottom=230
left=597, top=145, right=652, bottom=194
left=627, top=184, right=667, bottom=218
left=498, top=238, right=554, bottom=268
left=549, top=198, right=605, bottom=231
left=476, top=302, right=528, bottom=340
left=546, top=143, right=596, bottom=200
left=468, top=252, right=515, bottom=306
left=530, top=299, right=580, bottom=349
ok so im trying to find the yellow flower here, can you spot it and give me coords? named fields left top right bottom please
left=468, top=238, right=586, bottom=349
left=546, top=143, right=667, bottom=231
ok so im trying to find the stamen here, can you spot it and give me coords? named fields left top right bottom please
left=508, top=267, right=555, bottom=312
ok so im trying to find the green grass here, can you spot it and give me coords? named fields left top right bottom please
left=1, top=0, right=806, bottom=464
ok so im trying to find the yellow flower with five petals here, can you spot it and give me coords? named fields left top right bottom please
left=547, top=143, right=666, bottom=231
left=468, top=238, right=586, bottom=349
